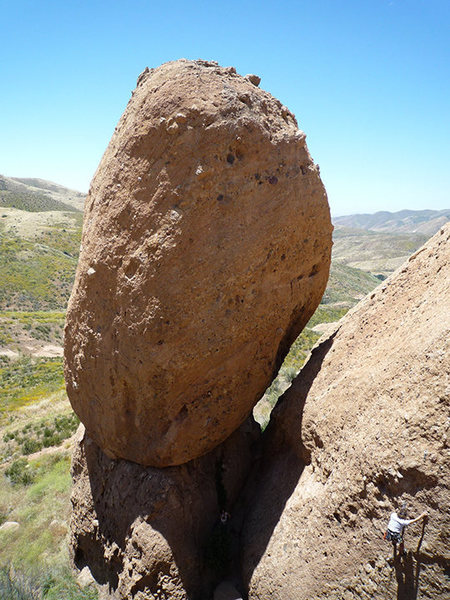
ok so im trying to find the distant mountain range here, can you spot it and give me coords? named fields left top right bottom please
left=333, top=209, right=450, bottom=236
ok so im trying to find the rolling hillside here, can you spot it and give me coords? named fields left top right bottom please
left=333, top=208, right=450, bottom=236
left=0, top=209, right=82, bottom=312
left=331, top=226, right=429, bottom=276
left=0, top=174, right=85, bottom=212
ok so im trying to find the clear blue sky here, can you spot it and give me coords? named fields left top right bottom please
left=1, top=0, right=449, bottom=216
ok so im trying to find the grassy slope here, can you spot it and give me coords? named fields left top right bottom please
left=0, top=453, right=96, bottom=600
left=1, top=174, right=85, bottom=212
left=0, top=189, right=78, bottom=213
left=322, top=261, right=381, bottom=304
left=0, top=384, right=90, bottom=598
left=0, top=214, right=81, bottom=311
left=0, top=311, right=65, bottom=351
left=0, top=191, right=93, bottom=597
left=0, top=356, right=65, bottom=420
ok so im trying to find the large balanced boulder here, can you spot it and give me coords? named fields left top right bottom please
left=64, top=59, right=332, bottom=466
left=241, top=224, right=450, bottom=599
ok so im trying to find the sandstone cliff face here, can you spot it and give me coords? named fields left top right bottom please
left=241, top=224, right=450, bottom=599
left=71, top=418, right=259, bottom=600
left=64, top=59, right=332, bottom=467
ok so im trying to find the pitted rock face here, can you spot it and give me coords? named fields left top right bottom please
left=64, top=59, right=332, bottom=467
left=241, top=224, right=450, bottom=600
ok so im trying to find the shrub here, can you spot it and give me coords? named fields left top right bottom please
left=0, top=566, right=41, bottom=600
left=41, top=568, right=98, bottom=599
left=21, top=439, right=43, bottom=455
left=3, top=412, right=79, bottom=461
left=5, top=459, right=36, bottom=486
left=283, top=365, right=299, bottom=383
left=0, top=565, right=98, bottom=600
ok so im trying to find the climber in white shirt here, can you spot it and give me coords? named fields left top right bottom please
left=385, top=507, right=428, bottom=555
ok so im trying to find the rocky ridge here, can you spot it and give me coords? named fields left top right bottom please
left=241, top=223, right=450, bottom=600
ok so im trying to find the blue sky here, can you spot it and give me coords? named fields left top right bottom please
left=0, top=0, right=448, bottom=216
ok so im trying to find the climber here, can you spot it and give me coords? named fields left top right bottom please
left=385, top=507, right=428, bottom=555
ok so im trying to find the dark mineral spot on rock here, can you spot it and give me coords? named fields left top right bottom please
left=309, top=264, right=319, bottom=277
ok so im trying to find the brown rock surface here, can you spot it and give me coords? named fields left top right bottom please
left=241, top=224, right=450, bottom=599
left=70, top=417, right=259, bottom=600
left=64, top=59, right=332, bottom=466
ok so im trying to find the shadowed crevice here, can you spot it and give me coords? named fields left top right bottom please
left=235, top=332, right=337, bottom=597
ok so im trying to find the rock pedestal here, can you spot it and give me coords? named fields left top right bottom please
left=71, top=418, right=259, bottom=600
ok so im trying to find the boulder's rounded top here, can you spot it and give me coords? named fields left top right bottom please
left=136, top=58, right=244, bottom=87
left=123, top=58, right=298, bottom=142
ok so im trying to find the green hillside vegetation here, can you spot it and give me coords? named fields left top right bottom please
left=3, top=412, right=78, bottom=462
left=322, top=261, right=382, bottom=304
left=0, top=175, right=83, bottom=213
left=0, top=189, right=79, bottom=213
left=0, top=222, right=80, bottom=311
left=0, top=385, right=92, bottom=599
left=0, top=312, right=65, bottom=349
left=0, top=453, right=96, bottom=600
left=0, top=356, right=65, bottom=419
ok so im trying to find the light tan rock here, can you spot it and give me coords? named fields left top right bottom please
left=241, top=225, right=450, bottom=599
left=70, top=417, right=259, bottom=600
left=64, top=59, right=332, bottom=467
left=76, top=566, right=97, bottom=589
left=0, top=521, right=20, bottom=532
left=49, top=519, right=68, bottom=537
